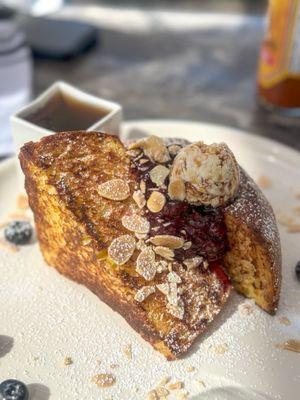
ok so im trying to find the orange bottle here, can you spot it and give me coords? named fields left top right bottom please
left=258, top=0, right=300, bottom=113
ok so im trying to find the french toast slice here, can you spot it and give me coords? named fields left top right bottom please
left=19, top=132, right=231, bottom=360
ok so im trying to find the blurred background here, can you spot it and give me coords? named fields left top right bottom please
left=1, top=0, right=300, bottom=159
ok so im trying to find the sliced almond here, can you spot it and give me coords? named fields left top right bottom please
left=156, top=260, right=168, bottom=273
left=108, top=235, right=136, bottom=265
left=149, top=165, right=170, bottom=187
left=129, top=136, right=170, bottom=163
left=147, top=192, right=166, bottom=213
left=182, top=241, right=192, bottom=250
left=167, top=302, right=184, bottom=320
left=134, top=285, right=156, bottom=302
left=156, top=387, right=169, bottom=397
left=168, top=144, right=182, bottom=156
left=149, top=235, right=184, bottom=249
left=168, top=179, right=185, bottom=201
left=167, top=282, right=179, bottom=306
left=136, top=247, right=157, bottom=280
left=183, top=256, right=203, bottom=269
left=91, top=373, right=116, bottom=388
left=98, top=179, right=130, bottom=201
left=140, top=180, right=146, bottom=194
left=154, top=246, right=174, bottom=260
left=122, top=214, right=150, bottom=233
left=167, top=271, right=182, bottom=283
left=167, top=381, right=183, bottom=390
left=132, top=190, right=146, bottom=209
left=156, top=283, right=170, bottom=296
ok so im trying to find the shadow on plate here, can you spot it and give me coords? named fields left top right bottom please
left=190, top=386, right=274, bottom=400
left=28, top=383, right=51, bottom=400
left=0, top=335, right=14, bottom=358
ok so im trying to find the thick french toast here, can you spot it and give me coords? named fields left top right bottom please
left=19, top=132, right=231, bottom=360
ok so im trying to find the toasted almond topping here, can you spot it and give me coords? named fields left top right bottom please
left=133, top=190, right=146, bottom=208
left=129, top=136, right=170, bottom=163
left=278, top=316, right=291, bottom=326
left=167, top=271, right=182, bottom=283
left=167, top=282, right=179, bottom=306
left=154, top=246, right=174, bottom=260
left=182, top=241, right=192, bottom=250
left=149, top=235, right=184, bottom=249
left=156, top=283, right=170, bottom=296
left=139, top=158, right=149, bottom=164
left=146, top=390, right=158, bottom=400
left=156, top=260, right=168, bottom=273
left=135, top=232, right=148, bottom=240
left=134, top=285, right=156, bottom=302
left=136, top=247, right=157, bottom=280
left=122, top=214, right=150, bottom=233
left=168, top=381, right=183, bottom=390
left=211, top=343, right=229, bottom=354
left=98, top=179, right=130, bottom=201
left=168, top=144, right=182, bottom=156
left=91, top=373, right=116, bottom=388
left=183, top=256, right=203, bottom=269
left=276, top=339, right=300, bottom=353
left=156, top=387, right=169, bottom=397
left=63, top=356, right=73, bottom=366
left=108, top=235, right=136, bottom=265
left=149, top=165, right=170, bottom=187
left=168, top=179, right=186, bottom=201
left=136, top=239, right=147, bottom=250
left=167, top=302, right=184, bottom=320
left=140, top=180, right=146, bottom=193
left=126, top=149, right=141, bottom=158
left=147, top=191, right=166, bottom=213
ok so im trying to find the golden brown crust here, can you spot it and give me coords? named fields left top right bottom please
left=19, top=132, right=230, bottom=360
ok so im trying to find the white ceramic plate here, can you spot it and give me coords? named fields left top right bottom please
left=1, top=120, right=300, bottom=400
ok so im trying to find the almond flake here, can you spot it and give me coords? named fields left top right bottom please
left=212, top=343, right=229, bottom=354
left=156, top=260, right=168, bottom=273
left=133, top=190, right=146, bottom=208
left=123, top=344, right=132, bottom=359
left=139, top=158, right=149, bottom=164
left=98, top=179, right=130, bottom=201
left=108, top=235, right=136, bottom=265
left=167, top=282, right=179, bottom=306
left=146, top=390, right=158, bottom=400
left=156, top=283, right=170, bottom=296
left=129, top=136, right=170, bottom=163
left=168, top=144, right=182, bottom=156
left=183, top=256, right=203, bottom=269
left=168, top=381, right=183, bottom=390
left=167, top=302, right=184, bottom=320
left=276, top=339, right=300, bottom=353
left=136, top=247, right=157, bottom=280
left=154, top=246, right=174, bottom=260
left=149, top=235, right=184, bottom=249
left=168, top=179, right=186, bottom=201
left=158, top=377, right=170, bottom=386
left=91, top=373, right=116, bottom=388
left=167, top=271, right=182, bottom=283
left=122, top=214, right=150, bottom=233
left=140, top=180, right=146, bottom=193
left=147, top=191, right=166, bottom=213
left=156, top=387, right=169, bottom=397
left=63, top=356, right=73, bottom=366
left=134, top=285, right=155, bottom=302
left=182, top=241, right=192, bottom=250
left=149, top=165, right=170, bottom=187
left=278, top=316, right=291, bottom=326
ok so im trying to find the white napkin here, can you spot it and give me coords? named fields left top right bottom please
left=0, top=21, right=32, bottom=157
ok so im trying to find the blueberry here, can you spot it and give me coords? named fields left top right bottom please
left=295, top=261, right=300, bottom=281
left=4, top=221, right=33, bottom=245
left=0, top=379, right=28, bottom=400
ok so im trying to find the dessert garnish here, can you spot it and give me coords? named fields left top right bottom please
left=276, top=339, right=300, bottom=353
left=91, top=373, right=116, bottom=388
left=169, top=141, right=240, bottom=207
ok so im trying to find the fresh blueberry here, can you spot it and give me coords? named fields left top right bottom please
left=4, top=221, right=33, bottom=245
left=296, top=261, right=300, bottom=281
left=0, top=379, right=29, bottom=400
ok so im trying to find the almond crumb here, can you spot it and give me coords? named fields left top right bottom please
left=278, top=316, right=291, bottom=326
left=63, top=356, right=73, bottom=366
left=211, top=343, right=229, bottom=354
left=92, top=373, right=116, bottom=388
left=186, top=366, right=195, bottom=372
left=146, top=390, right=158, bottom=400
left=168, top=381, right=183, bottom=390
